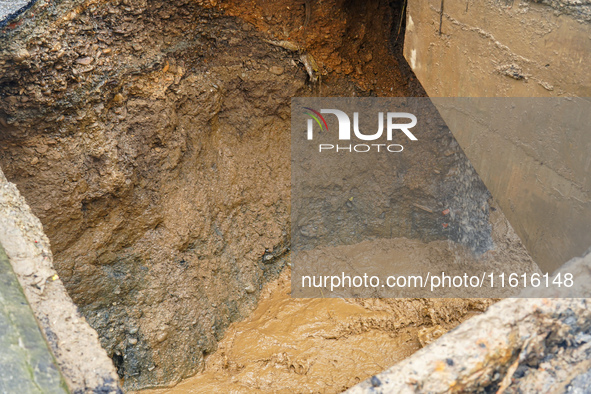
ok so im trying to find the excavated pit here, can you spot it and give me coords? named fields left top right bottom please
left=0, top=0, right=538, bottom=392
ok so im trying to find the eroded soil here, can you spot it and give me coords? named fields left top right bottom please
left=140, top=268, right=493, bottom=394
left=138, top=206, right=535, bottom=393
left=0, top=0, right=529, bottom=390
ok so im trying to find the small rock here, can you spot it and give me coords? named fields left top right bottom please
left=132, top=43, right=143, bottom=51
left=263, top=253, right=274, bottom=263
left=128, top=338, right=138, bottom=345
left=245, top=284, right=255, bottom=294
left=30, top=157, right=39, bottom=165
left=371, top=376, right=381, bottom=387
left=156, top=331, right=168, bottom=343
left=113, top=93, right=124, bottom=103
left=128, top=327, right=138, bottom=334
left=103, top=48, right=112, bottom=54
left=76, top=56, right=93, bottom=65
left=269, top=66, right=284, bottom=75
left=14, top=47, right=30, bottom=63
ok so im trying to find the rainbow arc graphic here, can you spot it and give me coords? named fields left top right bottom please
left=303, top=107, right=329, bottom=132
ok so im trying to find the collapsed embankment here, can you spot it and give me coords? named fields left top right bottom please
left=0, top=0, right=548, bottom=391
left=0, top=0, right=436, bottom=389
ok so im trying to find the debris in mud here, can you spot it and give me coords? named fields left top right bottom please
left=417, top=325, right=446, bottom=348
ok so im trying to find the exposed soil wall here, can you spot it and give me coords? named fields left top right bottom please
left=0, top=0, right=531, bottom=390
left=1, top=3, right=302, bottom=387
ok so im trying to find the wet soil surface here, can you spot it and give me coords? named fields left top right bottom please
left=0, top=0, right=533, bottom=390
left=138, top=206, right=535, bottom=393
left=140, top=267, right=492, bottom=394
left=0, top=0, right=430, bottom=389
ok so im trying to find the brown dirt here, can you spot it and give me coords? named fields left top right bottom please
left=136, top=208, right=535, bottom=393
left=220, top=0, right=424, bottom=96
left=0, top=0, right=530, bottom=391
left=0, top=0, right=426, bottom=389
left=139, top=268, right=493, bottom=394
left=1, top=4, right=304, bottom=388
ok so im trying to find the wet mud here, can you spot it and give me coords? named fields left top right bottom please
left=140, top=203, right=534, bottom=393
left=0, top=0, right=537, bottom=390
left=140, top=267, right=492, bottom=394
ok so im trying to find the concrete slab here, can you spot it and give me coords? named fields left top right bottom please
left=403, top=0, right=591, bottom=271
left=0, top=245, right=67, bottom=394
left=0, top=0, right=36, bottom=28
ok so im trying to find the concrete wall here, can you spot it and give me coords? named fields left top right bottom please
left=0, top=167, right=121, bottom=393
left=404, top=0, right=591, bottom=271
left=0, top=244, right=68, bottom=393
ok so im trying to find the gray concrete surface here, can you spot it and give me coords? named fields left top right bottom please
left=0, top=244, right=67, bottom=394
left=0, top=0, right=35, bottom=27
left=0, top=167, right=122, bottom=393
left=404, top=0, right=591, bottom=272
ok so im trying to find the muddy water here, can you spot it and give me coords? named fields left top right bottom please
left=141, top=255, right=498, bottom=392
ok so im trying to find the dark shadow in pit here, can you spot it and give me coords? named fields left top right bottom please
left=388, top=0, right=428, bottom=97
